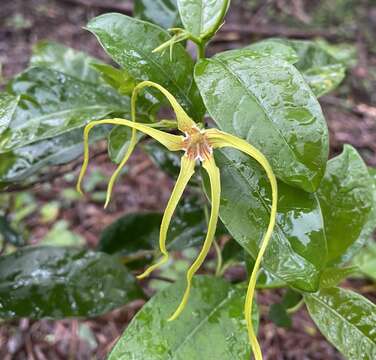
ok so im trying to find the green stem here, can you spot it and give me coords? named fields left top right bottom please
left=286, top=299, right=304, bottom=314
left=197, top=42, right=206, bottom=59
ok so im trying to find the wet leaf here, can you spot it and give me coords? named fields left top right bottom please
left=0, top=67, right=129, bottom=153
left=317, top=145, right=373, bottom=264
left=87, top=13, right=204, bottom=119
left=0, top=126, right=108, bottom=183
left=210, top=149, right=327, bottom=291
left=92, top=63, right=136, bottom=95
left=0, top=246, right=142, bottom=319
left=248, top=38, right=352, bottom=97
left=177, top=0, right=230, bottom=38
left=108, top=276, right=258, bottom=360
left=30, top=41, right=102, bottom=84
left=143, top=140, right=182, bottom=177
left=108, top=126, right=141, bottom=164
left=245, top=38, right=299, bottom=64
left=195, top=51, right=328, bottom=192
left=305, top=287, right=376, bottom=359
left=341, top=167, right=376, bottom=263
left=0, top=215, right=24, bottom=246
left=319, top=266, right=358, bottom=288
left=0, top=92, right=19, bottom=135
left=134, top=0, right=181, bottom=29
left=98, top=197, right=207, bottom=257
left=269, top=303, right=291, bottom=328
left=352, top=242, right=376, bottom=281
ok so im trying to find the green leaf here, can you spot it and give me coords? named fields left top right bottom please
left=87, top=13, right=204, bottom=119
left=108, top=125, right=142, bottom=164
left=40, top=220, right=85, bottom=247
left=0, top=126, right=108, bottom=183
left=143, top=140, right=182, bottom=178
left=305, top=287, right=376, bottom=359
left=340, top=167, right=376, bottom=263
left=108, top=276, right=258, bottom=360
left=352, top=242, right=376, bottom=281
left=0, top=215, right=24, bottom=246
left=0, top=246, right=142, bottom=319
left=245, top=38, right=299, bottom=64
left=248, top=38, right=351, bottom=97
left=317, top=145, right=373, bottom=264
left=0, top=92, right=19, bottom=135
left=98, top=197, right=207, bottom=257
left=92, top=63, right=136, bottom=95
left=30, top=40, right=102, bottom=84
left=195, top=51, right=329, bottom=192
left=269, top=303, right=291, bottom=328
left=287, top=39, right=351, bottom=97
left=211, top=149, right=327, bottom=291
left=134, top=0, right=181, bottom=29
left=319, top=266, right=358, bottom=288
left=0, top=67, right=129, bottom=153
left=177, top=0, right=230, bottom=39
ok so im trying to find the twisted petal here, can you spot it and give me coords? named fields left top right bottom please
left=76, top=118, right=184, bottom=194
left=206, top=128, right=277, bottom=360
left=137, top=155, right=196, bottom=280
left=132, top=81, right=196, bottom=132
left=168, top=154, right=221, bottom=321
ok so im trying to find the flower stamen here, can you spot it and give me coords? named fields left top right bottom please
left=182, top=126, right=213, bottom=161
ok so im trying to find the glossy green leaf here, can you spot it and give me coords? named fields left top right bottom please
left=305, top=287, right=376, bottom=360
left=211, top=149, right=327, bottom=291
left=317, top=145, right=373, bottom=264
left=0, top=126, right=108, bottom=183
left=0, top=215, right=24, bottom=246
left=98, top=197, right=207, bottom=257
left=340, top=167, right=376, bottom=263
left=269, top=303, right=291, bottom=328
left=143, top=140, right=182, bottom=177
left=134, top=0, right=181, bottom=29
left=246, top=38, right=299, bottom=64
left=288, top=39, right=356, bottom=71
left=195, top=51, right=329, bottom=192
left=287, top=39, right=352, bottom=97
left=92, top=63, right=136, bottom=95
left=319, top=266, right=358, bottom=288
left=352, top=242, right=376, bottom=281
left=87, top=13, right=204, bottom=119
left=30, top=40, right=102, bottom=84
left=0, top=67, right=129, bottom=153
left=0, top=246, right=142, bottom=319
left=108, top=125, right=142, bottom=164
left=248, top=38, right=351, bottom=97
left=108, top=276, right=258, bottom=360
left=0, top=92, right=19, bottom=135
left=177, top=0, right=230, bottom=39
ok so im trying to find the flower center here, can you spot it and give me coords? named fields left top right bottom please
left=182, top=126, right=212, bottom=161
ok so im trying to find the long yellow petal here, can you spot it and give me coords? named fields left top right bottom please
left=76, top=118, right=184, bottom=194
left=168, top=154, right=221, bottom=321
left=132, top=81, right=196, bottom=132
left=137, top=155, right=196, bottom=280
left=206, top=128, right=278, bottom=360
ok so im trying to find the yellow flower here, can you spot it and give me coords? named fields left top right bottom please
left=77, top=81, right=278, bottom=360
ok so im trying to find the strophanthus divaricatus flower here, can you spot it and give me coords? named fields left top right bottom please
left=77, top=81, right=277, bottom=360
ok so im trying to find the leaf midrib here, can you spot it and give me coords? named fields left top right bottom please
left=306, top=292, right=376, bottom=346
left=212, top=56, right=313, bottom=189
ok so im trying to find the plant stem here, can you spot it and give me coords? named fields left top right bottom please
left=197, top=42, right=206, bottom=59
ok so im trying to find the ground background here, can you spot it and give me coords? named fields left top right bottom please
left=0, top=0, right=375, bottom=359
